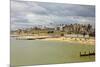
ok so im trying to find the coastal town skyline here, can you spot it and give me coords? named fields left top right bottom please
left=11, top=1, right=95, bottom=30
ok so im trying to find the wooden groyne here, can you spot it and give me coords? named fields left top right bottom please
left=80, top=51, right=95, bottom=57
left=16, top=36, right=50, bottom=40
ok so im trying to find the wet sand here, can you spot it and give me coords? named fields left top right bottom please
left=42, top=37, right=95, bottom=45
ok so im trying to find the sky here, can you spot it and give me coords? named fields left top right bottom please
left=11, top=0, right=95, bottom=30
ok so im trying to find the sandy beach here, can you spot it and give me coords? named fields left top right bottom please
left=42, top=37, right=95, bottom=45
left=12, top=35, right=95, bottom=45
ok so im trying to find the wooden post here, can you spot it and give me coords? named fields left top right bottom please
left=80, top=52, right=81, bottom=56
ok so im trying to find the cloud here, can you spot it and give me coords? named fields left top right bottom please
left=11, top=1, right=95, bottom=30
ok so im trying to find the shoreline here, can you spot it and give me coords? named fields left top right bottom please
left=11, top=35, right=95, bottom=45
left=42, top=37, right=95, bottom=45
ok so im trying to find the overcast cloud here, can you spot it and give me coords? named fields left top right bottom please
left=11, top=0, right=95, bottom=30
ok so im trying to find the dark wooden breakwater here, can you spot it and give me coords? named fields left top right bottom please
left=16, top=36, right=49, bottom=40
left=80, top=51, right=95, bottom=57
